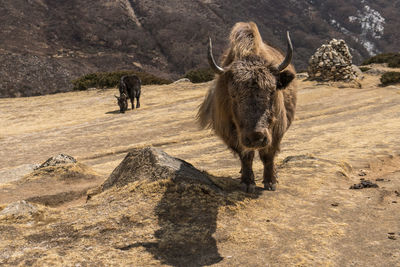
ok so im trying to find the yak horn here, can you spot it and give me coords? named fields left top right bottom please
left=276, top=31, right=293, bottom=72
left=207, top=37, right=225, bottom=74
left=114, top=95, right=119, bottom=99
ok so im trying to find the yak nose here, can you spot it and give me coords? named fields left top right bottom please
left=242, top=131, right=268, bottom=148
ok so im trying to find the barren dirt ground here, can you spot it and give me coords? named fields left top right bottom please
left=1, top=69, right=400, bottom=266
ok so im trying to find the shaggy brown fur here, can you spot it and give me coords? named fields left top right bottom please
left=198, top=22, right=297, bottom=192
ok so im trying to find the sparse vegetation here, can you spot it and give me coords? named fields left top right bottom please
left=359, top=66, right=371, bottom=72
left=184, top=68, right=215, bottom=83
left=362, top=53, right=400, bottom=68
left=380, top=71, right=400, bottom=86
left=72, top=71, right=172, bottom=91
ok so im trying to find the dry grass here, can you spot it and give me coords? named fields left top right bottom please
left=1, top=74, right=400, bottom=266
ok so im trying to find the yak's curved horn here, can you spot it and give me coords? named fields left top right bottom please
left=207, top=37, right=225, bottom=75
left=115, top=95, right=119, bottom=99
left=276, top=31, right=293, bottom=72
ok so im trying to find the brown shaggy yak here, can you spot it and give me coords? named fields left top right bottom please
left=197, top=22, right=297, bottom=192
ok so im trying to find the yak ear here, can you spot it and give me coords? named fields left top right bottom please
left=276, top=70, right=295, bottom=90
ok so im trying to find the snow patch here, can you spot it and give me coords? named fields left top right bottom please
left=348, top=5, right=385, bottom=39
left=346, top=3, right=385, bottom=56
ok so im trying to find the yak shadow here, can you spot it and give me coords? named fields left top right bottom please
left=132, top=174, right=263, bottom=267
left=105, top=110, right=122, bottom=114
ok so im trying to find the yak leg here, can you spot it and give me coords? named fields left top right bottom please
left=239, top=151, right=256, bottom=193
left=225, top=126, right=254, bottom=192
left=136, top=97, right=140, bottom=108
left=259, top=149, right=278, bottom=191
left=136, top=91, right=141, bottom=108
left=130, top=98, right=135, bottom=109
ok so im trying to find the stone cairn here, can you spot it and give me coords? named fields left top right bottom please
left=308, top=39, right=358, bottom=82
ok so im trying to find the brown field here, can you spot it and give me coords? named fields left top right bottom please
left=1, top=68, right=400, bottom=266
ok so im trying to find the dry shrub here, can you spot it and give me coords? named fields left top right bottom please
left=184, top=68, right=214, bottom=83
left=72, top=70, right=172, bottom=90
left=362, top=53, right=400, bottom=68
left=380, top=71, right=400, bottom=86
left=359, top=66, right=371, bottom=72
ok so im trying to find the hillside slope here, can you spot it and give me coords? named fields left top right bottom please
left=1, top=71, right=400, bottom=265
left=1, top=0, right=400, bottom=97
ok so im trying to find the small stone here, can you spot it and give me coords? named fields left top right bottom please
left=358, top=170, right=367, bottom=176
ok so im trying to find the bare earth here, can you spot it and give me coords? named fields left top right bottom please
left=1, top=68, right=400, bottom=266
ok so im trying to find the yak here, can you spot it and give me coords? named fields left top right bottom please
left=197, top=22, right=297, bottom=192
left=115, top=75, right=141, bottom=113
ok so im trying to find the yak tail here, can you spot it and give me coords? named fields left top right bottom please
left=229, top=21, right=264, bottom=59
left=196, top=86, right=215, bottom=129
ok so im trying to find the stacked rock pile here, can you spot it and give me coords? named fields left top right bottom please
left=308, top=39, right=359, bottom=82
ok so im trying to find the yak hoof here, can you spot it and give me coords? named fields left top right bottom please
left=240, top=183, right=256, bottom=193
left=264, top=183, right=277, bottom=191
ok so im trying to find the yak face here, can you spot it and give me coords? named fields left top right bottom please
left=228, top=56, right=294, bottom=149
left=116, top=94, right=128, bottom=113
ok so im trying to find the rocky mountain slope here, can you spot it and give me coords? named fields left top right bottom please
left=1, top=0, right=399, bottom=97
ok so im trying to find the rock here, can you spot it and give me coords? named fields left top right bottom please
left=352, top=65, right=364, bottom=80
left=36, top=154, right=77, bottom=169
left=0, top=200, right=39, bottom=218
left=173, top=78, right=191, bottom=84
left=0, top=164, right=39, bottom=184
left=296, top=73, right=309, bottom=79
left=101, top=147, right=221, bottom=191
left=349, top=180, right=379, bottom=189
left=307, top=39, right=360, bottom=83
